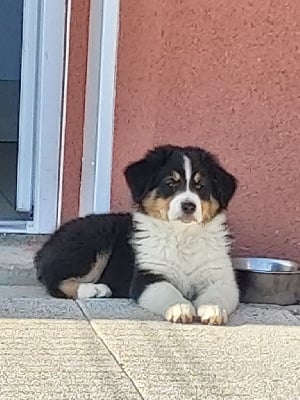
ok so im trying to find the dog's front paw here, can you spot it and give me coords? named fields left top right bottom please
left=94, top=284, right=112, bottom=298
left=165, top=303, right=196, bottom=323
left=197, top=305, right=228, bottom=325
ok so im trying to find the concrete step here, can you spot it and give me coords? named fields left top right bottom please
left=0, top=264, right=37, bottom=286
left=0, top=234, right=46, bottom=285
left=0, top=285, right=49, bottom=298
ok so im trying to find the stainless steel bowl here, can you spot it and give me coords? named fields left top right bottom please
left=232, top=257, right=300, bottom=305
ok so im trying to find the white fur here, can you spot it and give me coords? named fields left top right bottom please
left=138, top=280, right=195, bottom=321
left=184, top=154, right=192, bottom=182
left=168, top=156, right=202, bottom=223
left=133, top=211, right=239, bottom=324
left=77, top=283, right=112, bottom=299
left=197, top=305, right=228, bottom=325
left=166, top=303, right=196, bottom=323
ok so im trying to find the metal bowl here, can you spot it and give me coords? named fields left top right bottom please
left=232, top=257, right=300, bottom=305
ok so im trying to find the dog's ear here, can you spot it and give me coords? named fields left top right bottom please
left=124, top=159, right=154, bottom=203
left=211, top=164, right=237, bottom=209
left=189, top=147, right=237, bottom=209
left=124, top=146, right=175, bottom=203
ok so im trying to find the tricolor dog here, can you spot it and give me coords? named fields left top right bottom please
left=35, top=145, right=239, bottom=325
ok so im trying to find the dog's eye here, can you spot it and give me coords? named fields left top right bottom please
left=194, top=182, right=203, bottom=190
left=165, top=179, right=179, bottom=188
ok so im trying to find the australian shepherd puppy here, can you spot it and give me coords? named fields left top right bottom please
left=35, top=145, right=239, bottom=325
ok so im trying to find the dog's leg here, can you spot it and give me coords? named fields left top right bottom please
left=138, top=281, right=195, bottom=323
left=193, top=281, right=239, bottom=325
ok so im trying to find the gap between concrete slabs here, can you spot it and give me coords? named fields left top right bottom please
left=76, top=299, right=145, bottom=400
left=0, top=297, right=144, bottom=400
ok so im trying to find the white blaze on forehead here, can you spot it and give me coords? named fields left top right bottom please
left=183, top=155, right=192, bottom=189
left=167, top=192, right=203, bottom=223
left=167, top=154, right=203, bottom=223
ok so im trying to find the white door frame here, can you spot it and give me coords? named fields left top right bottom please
left=0, top=0, right=67, bottom=233
left=16, top=0, right=38, bottom=212
left=79, top=0, right=120, bottom=216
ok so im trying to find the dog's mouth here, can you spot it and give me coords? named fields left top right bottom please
left=177, top=215, right=198, bottom=224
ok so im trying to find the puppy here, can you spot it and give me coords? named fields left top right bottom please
left=35, top=145, right=239, bottom=324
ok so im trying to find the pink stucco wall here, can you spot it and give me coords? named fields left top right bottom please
left=61, top=0, right=90, bottom=223
left=112, top=0, right=300, bottom=262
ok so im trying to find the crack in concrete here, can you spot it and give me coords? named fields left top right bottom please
left=75, top=300, right=145, bottom=400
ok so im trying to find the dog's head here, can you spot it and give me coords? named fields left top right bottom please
left=124, top=145, right=237, bottom=224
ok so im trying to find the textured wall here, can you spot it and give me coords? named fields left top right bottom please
left=112, top=0, right=300, bottom=262
left=61, top=0, right=90, bottom=223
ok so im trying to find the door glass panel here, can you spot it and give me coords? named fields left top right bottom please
left=0, top=0, right=31, bottom=220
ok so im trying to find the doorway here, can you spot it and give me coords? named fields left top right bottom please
left=0, top=0, right=66, bottom=233
left=0, top=0, right=26, bottom=221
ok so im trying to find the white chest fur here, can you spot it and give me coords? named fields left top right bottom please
left=132, top=212, right=233, bottom=298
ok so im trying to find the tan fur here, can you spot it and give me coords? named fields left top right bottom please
left=77, top=253, right=110, bottom=283
left=58, top=278, right=79, bottom=299
left=194, top=172, right=201, bottom=183
left=58, top=253, right=110, bottom=299
left=170, top=171, right=181, bottom=182
left=201, top=197, right=220, bottom=223
left=142, top=191, right=172, bottom=220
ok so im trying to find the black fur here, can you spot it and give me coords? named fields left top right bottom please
left=36, top=145, right=237, bottom=299
left=35, top=213, right=135, bottom=298
left=130, top=270, right=166, bottom=300
left=125, top=145, right=237, bottom=209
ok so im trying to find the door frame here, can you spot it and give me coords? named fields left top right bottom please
left=0, top=0, right=67, bottom=233
left=79, top=0, right=120, bottom=216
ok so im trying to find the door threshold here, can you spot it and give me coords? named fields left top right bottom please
left=0, top=220, right=30, bottom=234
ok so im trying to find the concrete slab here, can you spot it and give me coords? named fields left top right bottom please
left=0, top=285, right=49, bottom=298
left=0, top=298, right=142, bottom=400
left=0, top=292, right=299, bottom=400
left=0, top=297, right=83, bottom=320
left=81, top=300, right=300, bottom=400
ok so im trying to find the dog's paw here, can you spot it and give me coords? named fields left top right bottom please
left=77, top=283, right=98, bottom=299
left=94, top=284, right=112, bottom=298
left=165, top=303, right=196, bottom=323
left=77, top=283, right=112, bottom=299
left=197, top=305, right=228, bottom=325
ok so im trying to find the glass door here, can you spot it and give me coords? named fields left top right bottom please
left=0, top=0, right=36, bottom=221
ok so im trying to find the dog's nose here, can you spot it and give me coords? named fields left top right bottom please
left=181, top=201, right=196, bottom=215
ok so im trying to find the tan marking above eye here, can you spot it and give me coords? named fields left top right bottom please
left=171, top=171, right=181, bottom=181
left=194, top=172, right=201, bottom=183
